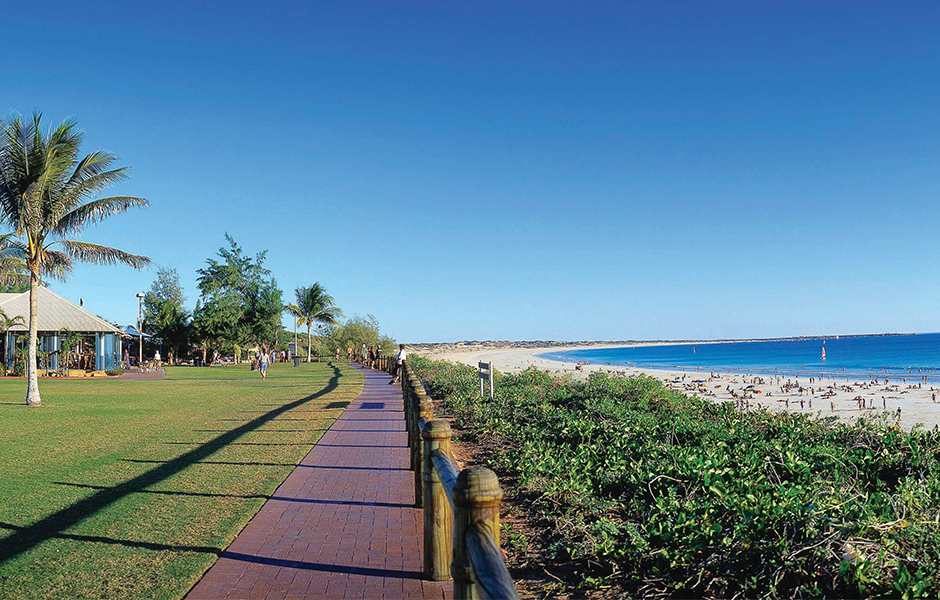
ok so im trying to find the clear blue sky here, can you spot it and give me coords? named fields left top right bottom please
left=3, top=1, right=938, bottom=342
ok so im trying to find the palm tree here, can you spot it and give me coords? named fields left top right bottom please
left=287, top=283, right=343, bottom=363
left=0, top=112, right=150, bottom=406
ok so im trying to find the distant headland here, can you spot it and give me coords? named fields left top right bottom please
left=409, top=332, right=912, bottom=353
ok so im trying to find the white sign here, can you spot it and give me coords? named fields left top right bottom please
left=479, top=361, right=494, bottom=400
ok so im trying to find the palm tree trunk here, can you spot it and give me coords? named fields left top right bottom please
left=25, top=274, right=41, bottom=406
left=307, top=324, right=312, bottom=363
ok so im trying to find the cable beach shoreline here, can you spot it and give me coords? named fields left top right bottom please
left=417, top=335, right=940, bottom=431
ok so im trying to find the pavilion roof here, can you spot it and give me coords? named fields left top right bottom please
left=0, top=287, right=121, bottom=334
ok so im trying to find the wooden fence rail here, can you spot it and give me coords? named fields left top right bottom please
left=362, top=356, right=518, bottom=599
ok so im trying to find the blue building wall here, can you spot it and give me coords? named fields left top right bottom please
left=3, top=331, right=121, bottom=371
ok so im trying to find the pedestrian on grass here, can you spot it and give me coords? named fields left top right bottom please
left=259, top=346, right=269, bottom=380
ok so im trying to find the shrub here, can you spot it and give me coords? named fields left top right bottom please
left=410, top=355, right=940, bottom=598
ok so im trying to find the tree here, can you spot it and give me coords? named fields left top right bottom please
left=193, top=235, right=282, bottom=353
left=326, top=314, right=396, bottom=359
left=143, top=267, right=191, bottom=364
left=0, top=112, right=150, bottom=405
left=287, top=283, right=343, bottom=363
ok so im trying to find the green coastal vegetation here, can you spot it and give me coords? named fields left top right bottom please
left=410, top=355, right=940, bottom=599
left=0, top=362, right=362, bottom=599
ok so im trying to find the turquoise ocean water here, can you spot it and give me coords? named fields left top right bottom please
left=537, top=333, right=940, bottom=382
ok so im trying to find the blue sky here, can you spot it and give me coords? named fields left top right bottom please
left=2, top=1, right=938, bottom=342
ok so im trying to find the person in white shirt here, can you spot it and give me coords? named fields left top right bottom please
left=390, top=344, right=406, bottom=384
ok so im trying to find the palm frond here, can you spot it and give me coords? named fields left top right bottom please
left=0, top=307, right=25, bottom=329
left=40, top=249, right=74, bottom=281
left=53, top=160, right=130, bottom=217
left=56, top=240, right=150, bottom=269
left=0, top=232, right=28, bottom=285
left=53, top=195, right=149, bottom=236
left=64, top=150, right=121, bottom=191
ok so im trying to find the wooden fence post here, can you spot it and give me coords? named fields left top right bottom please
left=422, top=420, right=454, bottom=580
left=414, top=398, right=433, bottom=508
left=403, top=369, right=414, bottom=437
left=452, top=467, right=504, bottom=599
left=410, top=384, right=428, bottom=470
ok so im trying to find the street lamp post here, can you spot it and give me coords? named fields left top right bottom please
left=136, top=293, right=145, bottom=371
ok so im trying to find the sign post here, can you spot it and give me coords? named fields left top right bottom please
left=478, top=361, right=494, bottom=400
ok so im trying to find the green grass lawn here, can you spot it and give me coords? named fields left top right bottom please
left=0, top=361, right=363, bottom=599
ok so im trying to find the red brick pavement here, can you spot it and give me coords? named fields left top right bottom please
left=187, top=365, right=451, bottom=600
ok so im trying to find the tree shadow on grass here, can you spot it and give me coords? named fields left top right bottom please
left=192, top=429, right=317, bottom=433
left=164, top=442, right=314, bottom=446
left=0, top=366, right=342, bottom=565
left=53, top=482, right=270, bottom=501
left=0, top=522, right=223, bottom=555
left=123, top=458, right=297, bottom=467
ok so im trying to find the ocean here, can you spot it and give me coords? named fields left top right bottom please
left=537, top=333, right=940, bottom=382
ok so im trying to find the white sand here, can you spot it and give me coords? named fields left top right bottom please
left=420, top=344, right=940, bottom=431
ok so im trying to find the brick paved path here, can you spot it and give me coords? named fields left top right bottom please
left=187, top=365, right=451, bottom=600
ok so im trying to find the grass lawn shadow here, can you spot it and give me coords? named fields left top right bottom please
left=0, top=366, right=343, bottom=566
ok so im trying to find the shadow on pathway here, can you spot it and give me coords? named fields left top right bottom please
left=186, top=365, right=451, bottom=600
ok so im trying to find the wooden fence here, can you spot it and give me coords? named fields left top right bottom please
left=369, top=356, right=519, bottom=599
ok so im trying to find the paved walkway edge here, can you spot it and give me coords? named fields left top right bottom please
left=187, top=364, right=451, bottom=600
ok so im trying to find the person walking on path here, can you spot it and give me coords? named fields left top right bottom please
left=390, top=343, right=406, bottom=384
left=258, top=346, right=269, bottom=380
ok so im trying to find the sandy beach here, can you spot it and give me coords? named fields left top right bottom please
left=419, top=343, right=940, bottom=431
